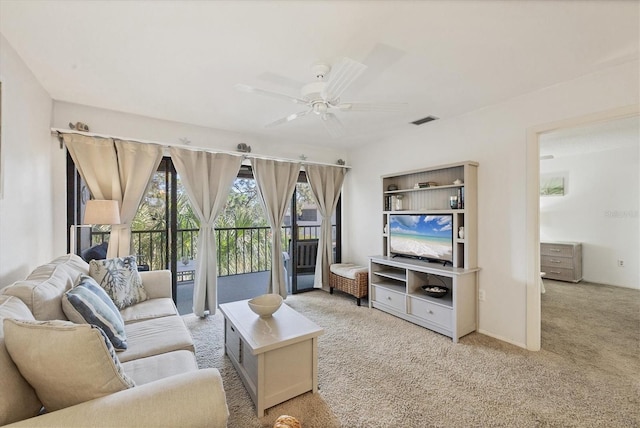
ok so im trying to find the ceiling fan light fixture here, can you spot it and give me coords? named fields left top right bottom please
left=237, top=56, right=398, bottom=139
left=313, top=102, right=328, bottom=115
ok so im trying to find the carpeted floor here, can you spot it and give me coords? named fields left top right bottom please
left=183, top=280, right=639, bottom=427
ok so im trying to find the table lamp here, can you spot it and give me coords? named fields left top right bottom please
left=70, top=199, right=121, bottom=255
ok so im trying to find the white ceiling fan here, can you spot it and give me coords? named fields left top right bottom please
left=235, top=57, right=404, bottom=138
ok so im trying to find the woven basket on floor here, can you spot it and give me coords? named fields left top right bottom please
left=329, top=270, right=368, bottom=299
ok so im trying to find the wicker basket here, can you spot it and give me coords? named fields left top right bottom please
left=329, top=268, right=368, bottom=306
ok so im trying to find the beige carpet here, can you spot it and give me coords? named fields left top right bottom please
left=183, top=281, right=639, bottom=427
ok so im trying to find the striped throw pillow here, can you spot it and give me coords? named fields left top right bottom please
left=62, top=275, right=128, bottom=351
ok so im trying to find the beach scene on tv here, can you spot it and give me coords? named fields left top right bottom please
left=389, top=215, right=453, bottom=262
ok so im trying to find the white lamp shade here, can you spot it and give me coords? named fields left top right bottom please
left=83, top=200, right=121, bottom=225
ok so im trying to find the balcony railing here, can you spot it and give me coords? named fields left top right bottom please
left=90, top=224, right=335, bottom=276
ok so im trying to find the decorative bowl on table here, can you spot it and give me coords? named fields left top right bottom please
left=248, top=294, right=283, bottom=318
left=421, top=285, right=449, bottom=298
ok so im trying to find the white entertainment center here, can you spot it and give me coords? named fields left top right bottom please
left=369, top=161, right=479, bottom=342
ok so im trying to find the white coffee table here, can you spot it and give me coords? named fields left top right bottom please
left=219, top=299, right=324, bottom=417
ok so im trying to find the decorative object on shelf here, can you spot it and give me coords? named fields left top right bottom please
left=458, top=226, right=464, bottom=239
left=449, top=196, right=458, bottom=209
left=418, top=181, right=438, bottom=188
left=68, top=121, right=89, bottom=132
left=453, top=179, right=463, bottom=185
left=236, top=143, right=251, bottom=153
left=336, top=159, right=345, bottom=165
left=394, top=194, right=403, bottom=211
left=248, top=294, right=283, bottom=318
left=387, top=184, right=398, bottom=191
left=384, top=195, right=392, bottom=211
left=421, top=284, right=449, bottom=298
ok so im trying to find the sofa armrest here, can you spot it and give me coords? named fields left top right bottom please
left=138, top=270, right=172, bottom=299
left=3, top=369, right=228, bottom=428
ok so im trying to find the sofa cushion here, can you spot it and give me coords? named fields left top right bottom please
left=117, top=315, right=195, bottom=363
left=3, top=319, right=135, bottom=412
left=120, top=297, right=178, bottom=324
left=1, top=254, right=89, bottom=320
left=0, top=296, right=42, bottom=426
left=121, top=350, right=198, bottom=385
left=62, top=275, right=128, bottom=351
left=89, top=256, right=148, bottom=309
left=330, top=263, right=368, bottom=279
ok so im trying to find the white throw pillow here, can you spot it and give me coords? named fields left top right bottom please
left=3, top=319, right=135, bottom=411
left=89, top=256, right=148, bottom=309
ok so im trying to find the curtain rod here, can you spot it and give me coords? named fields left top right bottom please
left=50, top=128, right=350, bottom=169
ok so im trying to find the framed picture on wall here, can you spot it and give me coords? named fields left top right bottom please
left=540, top=173, right=566, bottom=196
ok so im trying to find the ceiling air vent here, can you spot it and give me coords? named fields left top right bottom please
left=411, top=116, right=438, bottom=125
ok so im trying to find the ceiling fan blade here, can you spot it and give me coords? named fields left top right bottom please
left=337, top=102, right=407, bottom=112
left=265, top=109, right=312, bottom=128
left=235, top=83, right=308, bottom=105
left=323, top=57, right=367, bottom=101
left=320, top=113, right=346, bottom=139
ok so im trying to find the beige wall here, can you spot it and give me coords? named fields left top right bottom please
left=343, top=60, right=640, bottom=348
left=0, top=34, right=58, bottom=287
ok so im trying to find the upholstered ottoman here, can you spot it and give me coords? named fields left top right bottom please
left=329, top=263, right=368, bottom=306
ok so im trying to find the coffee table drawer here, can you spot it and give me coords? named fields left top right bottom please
left=225, top=320, right=241, bottom=363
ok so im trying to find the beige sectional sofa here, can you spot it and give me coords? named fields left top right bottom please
left=0, top=254, right=228, bottom=427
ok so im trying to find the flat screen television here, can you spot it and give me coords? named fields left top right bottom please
left=388, top=214, right=453, bottom=264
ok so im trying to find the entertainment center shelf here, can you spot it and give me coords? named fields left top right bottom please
left=374, top=161, right=479, bottom=342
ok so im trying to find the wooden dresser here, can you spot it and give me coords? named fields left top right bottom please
left=540, top=241, right=582, bottom=283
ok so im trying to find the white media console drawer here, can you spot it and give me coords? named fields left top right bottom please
left=540, top=242, right=582, bottom=283
left=372, top=285, right=406, bottom=312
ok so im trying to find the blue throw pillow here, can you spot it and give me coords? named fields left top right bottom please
left=62, top=275, right=128, bottom=351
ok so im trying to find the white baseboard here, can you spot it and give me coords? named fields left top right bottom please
left=477, top=329, right=528, bottom=350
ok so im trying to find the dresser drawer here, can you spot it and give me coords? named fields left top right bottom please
left=541, top=255, right=574, bottom=269
left=543, top=267, right=576, bottom=282
left=408, top=297, right=452, bottom=329
left=225, top=320, right=241, bottom=362
left=541, top=243, right=574, bottom=257
left=372, top=286, right=405, bottom=312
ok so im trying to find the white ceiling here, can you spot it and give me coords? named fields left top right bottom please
left=1, top=1, right=638, bottom=149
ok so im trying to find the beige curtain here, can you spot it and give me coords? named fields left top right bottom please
left=64, top=134, right=163, bottom=258
left=305, top=164, right=346, bottom=290
left=252, top=158, right=301, bottom=299
left=170, top=148, right=242, bottom=317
